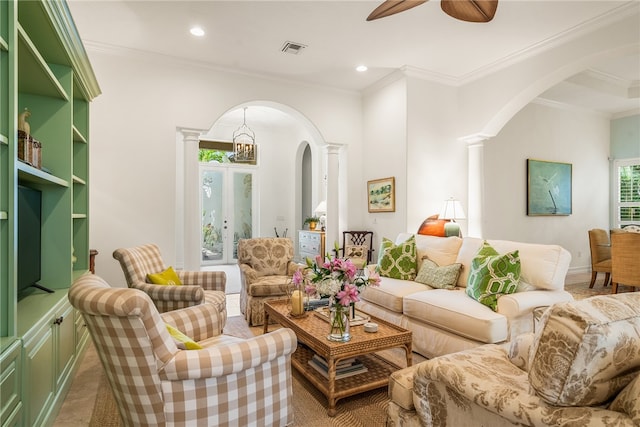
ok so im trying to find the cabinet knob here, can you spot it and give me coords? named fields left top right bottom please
left=53, top=316, right=64, bottom=325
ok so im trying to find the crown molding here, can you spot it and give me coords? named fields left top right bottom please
left=82, top=40, right=360, bottom=97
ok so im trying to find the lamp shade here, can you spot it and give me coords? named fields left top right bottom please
left=314, top=200, right=327, bottom=215
left=439, top=198, right=466, bottom=220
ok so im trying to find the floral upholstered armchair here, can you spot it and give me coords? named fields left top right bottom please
left=113, top=244, right=227, bottom=331
left=387, top=292, right=640, bottom=426
left=69, top=274, right=297, bottom=427
left=237, top=237, right=299, bottom=326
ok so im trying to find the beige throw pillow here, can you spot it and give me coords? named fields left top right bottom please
left=414, top=257, right=462, bottom=290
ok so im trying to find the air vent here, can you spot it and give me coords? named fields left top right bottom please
left=281, top=41, right=307, bottom=55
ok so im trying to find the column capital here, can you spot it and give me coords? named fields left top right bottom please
left=458, top=133, right=492, bottom=145
left=325, top=142, right=344, bottom=154
left=179, top=128, right=204, bottom=141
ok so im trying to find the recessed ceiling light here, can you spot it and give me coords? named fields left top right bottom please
left=190, top=26, right=205, bottom=37
left=356, top=65, right=368, bottom=72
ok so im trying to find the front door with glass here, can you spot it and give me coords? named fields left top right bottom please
left=200, top=164, right=256, bottom=265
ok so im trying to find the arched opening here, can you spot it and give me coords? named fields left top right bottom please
left=177, top=101, right=328, bottom=273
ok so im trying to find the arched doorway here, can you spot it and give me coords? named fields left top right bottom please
left=177, top=102, right=329, bottom=271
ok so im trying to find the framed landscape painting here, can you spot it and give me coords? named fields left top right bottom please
left=368, top=177, right=395, bottom=212
left=527, top=159, right=572, bottom=216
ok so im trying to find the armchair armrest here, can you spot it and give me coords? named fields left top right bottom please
left=162, top=328, right=297, bottom=380
left=161, top=303, right=223, bottom=341
left=131, top=282, right=204, bottom=303
left=287, top=261, right=305, bottom=276
left=238, top=263, right=258, bottom=284
left=177, top=270, right=226, bottom=292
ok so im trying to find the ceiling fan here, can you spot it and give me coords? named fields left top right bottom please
left=367, top=0, right=498, bottom=23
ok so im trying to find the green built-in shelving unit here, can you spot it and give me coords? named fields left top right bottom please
left=0, top=1, right=100, bottom=425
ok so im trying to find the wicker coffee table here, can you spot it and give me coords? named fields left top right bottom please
left=264, top=299, right=412, bottom=416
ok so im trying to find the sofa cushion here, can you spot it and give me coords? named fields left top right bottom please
left=466, top=241, right=521, bottom=311
left=403, top=289, right=508, bottom=344
left=609, top=374, right=640, bottom=423
left=529, top=293, right=640, bottom=407
left=377, top=235, right=417, bottom=280
left=414, top=257, right=462, bottom=290
left=396, top=233, right=462, bottom=272
left=455, top=237, right=570, bottom=291
left=359, top=277, right=428, bottom=313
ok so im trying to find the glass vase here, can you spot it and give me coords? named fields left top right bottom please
left=327, top=304, right=351, bottom=342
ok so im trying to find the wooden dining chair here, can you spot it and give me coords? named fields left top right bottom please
left=611, top=231, right=640, bottom=294
left=588, top=229, right=611, bottom=288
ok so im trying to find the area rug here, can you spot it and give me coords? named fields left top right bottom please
left=89, top=316, right=389, bottom=427
left=564, top=280, right=632, bottom=300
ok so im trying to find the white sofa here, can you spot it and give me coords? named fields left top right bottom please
left=357, top=233, right=574, bottom=359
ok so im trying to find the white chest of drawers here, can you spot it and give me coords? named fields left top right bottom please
left=298, top=230, right=326, bottom=261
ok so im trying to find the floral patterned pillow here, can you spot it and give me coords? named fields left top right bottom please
left=529, top=293, right=640, bottom=407
left=466, top=241, right=520, bottom=311
left=376, top=236, right=417, bottom=280
left=414, top=257, right=462, bottom=289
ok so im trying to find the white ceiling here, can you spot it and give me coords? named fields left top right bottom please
left=68, top=0, right=640, bottom=117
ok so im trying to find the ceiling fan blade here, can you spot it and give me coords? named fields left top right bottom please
left=441, top=0, right=498, bottom=23
left=367, top=0, right=428, bottom=21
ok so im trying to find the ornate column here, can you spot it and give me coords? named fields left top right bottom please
left=181, top=129, right=202, bottom=270
left=325, top=143, right=341, bottom=248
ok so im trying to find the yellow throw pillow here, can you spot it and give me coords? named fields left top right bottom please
left=147, top=266, right=182, bottom=285
left=166, top=324, right=202, bottom=350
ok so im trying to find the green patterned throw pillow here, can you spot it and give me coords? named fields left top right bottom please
left=415, top=257, right=462, bottom=290
left=376, top=235, right=417, bottom=280
left=466, top=241, right=520, bottom=311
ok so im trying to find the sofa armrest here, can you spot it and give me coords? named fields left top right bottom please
left=177, top=270, right=226, bottom=292
left=161, top=328, right=297, bottom=380
left=161, top=303, right=223, bottom=341
left=497, top=290, right=573, bottom=318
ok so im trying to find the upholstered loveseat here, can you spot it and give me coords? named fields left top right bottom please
left=357, top=233, right=574, bottom=359
left=387, top=292, right=640, bottom=426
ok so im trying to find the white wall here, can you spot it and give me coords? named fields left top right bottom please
left=361, top=77, right=408, bottom=250
left=87, top=48, right=361, bottom=285
left=483, top=102, right=610, bottom=272
left=406, top=77, right=467, bottom=234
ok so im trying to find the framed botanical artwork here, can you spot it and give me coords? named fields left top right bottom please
left=367, top=177, right=395, bottom=213
left=527, top=159, right=572, bottom=216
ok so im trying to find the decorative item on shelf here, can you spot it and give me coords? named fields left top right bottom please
left=17, top=108, right=42, bottom=169
left=303, top=243, right=381, bottom=342
left=314, top=200, right=327, bottom=231
left=304, top=216, right=320, bottom=231
left=18, top=108, right=31, bottom=135
left=288, top=269, right=308, bottom=318
left=232, top=107, right=256, bottom=163
left=439, top=197, right=466, bottom=237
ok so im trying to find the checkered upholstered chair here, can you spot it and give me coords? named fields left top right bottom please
left=113, top=244, right=227, bottom=330
left=237, top=238, right=299, bottom=326
left=69, top=274, right=297, bottom=427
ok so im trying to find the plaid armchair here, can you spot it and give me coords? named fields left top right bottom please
left=237, top=238, right=300, bottom=326
left=113, top=244, right=226, bottom=330
left=69, top=274, right=297, bottom=427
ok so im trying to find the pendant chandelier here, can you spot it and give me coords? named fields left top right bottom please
left=233, top=107, right=256, bottom=163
